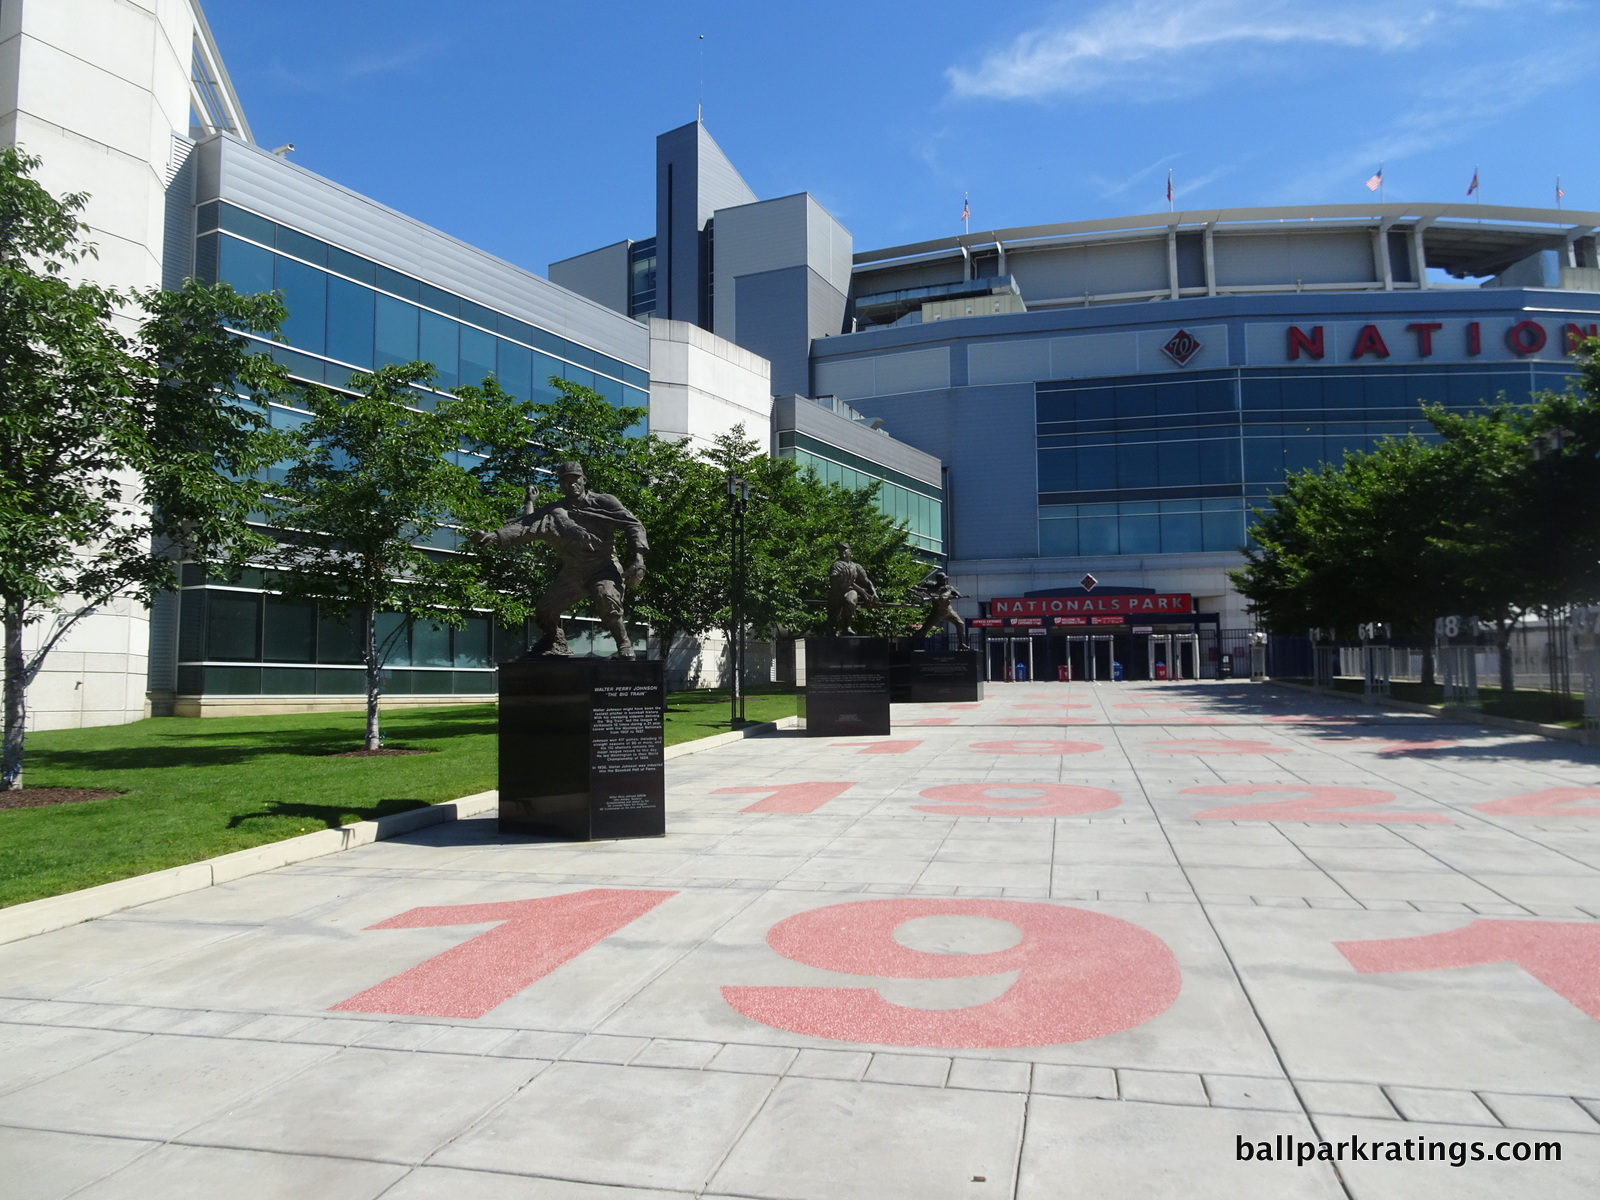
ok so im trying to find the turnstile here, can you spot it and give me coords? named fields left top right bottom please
left=987, top=636, right=1037, bottom=682
left=1147, top=633, right=1200, bottom=680
left=1062, top=635, right=1116, bottom=681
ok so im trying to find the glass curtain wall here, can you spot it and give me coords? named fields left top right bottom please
left=776, top=431, right=943, bottom=556
left=1037, top=363, right=1570, bottom=557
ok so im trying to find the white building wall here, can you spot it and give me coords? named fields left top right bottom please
left=0, top=0, right=201, bottom=729
left=646, top=317, right=773, bottom=452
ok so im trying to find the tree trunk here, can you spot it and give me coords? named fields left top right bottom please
left=362, top=599, right=381, bottom=751
left=2, top=597, right=26, bottom=791
left=1496, top=620, right=1516, bottom=696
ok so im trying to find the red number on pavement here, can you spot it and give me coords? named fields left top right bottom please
left=969, top=740, right=1104, bottom=755
left=1145, top=739, right=1291, bottom=754
left=833, top=740, right=923, bottom=754
left=722, top=898, right=1181, bottom=1048
left=999, top=716, right=1098, bottom=725
left=331, top=889, right=676, bottom=1019
left=716, top=782, right=856, bottom=814
left=1473, top=788, right=1600, bottom=818
left=1336, top=920, right=1600, bottom=1020
left=1184, top=784, right=1450, bottom=824
left=913, top=783, right=1121, bottom=817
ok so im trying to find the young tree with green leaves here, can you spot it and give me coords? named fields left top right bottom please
left=258, top=363, right=538, bottom=752
left=0, top=147, right=290, bottom=790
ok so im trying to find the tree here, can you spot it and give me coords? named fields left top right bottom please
left=0, top=148, right=288, bottom=790
left=258, top=363, right=519, bottom=751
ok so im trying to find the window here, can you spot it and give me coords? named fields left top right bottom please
left=206, top=592, right=259, bottom=660
left=375, top=295, right=418, bottom=367
left=216, top=236, right=273, bottom=294
left=327, top=276, right=375, bottom=368
left=275, top=256, right=327, bottom=356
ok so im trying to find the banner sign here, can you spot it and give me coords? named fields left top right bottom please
left=992, top=595, right=1193, bottom=616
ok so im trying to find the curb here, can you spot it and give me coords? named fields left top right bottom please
left=664, top=714, right=799, bottom=760
left=0, top=790, right=499, bottom=948
left=1267, top=680, right=1595, bottom=746
left=0, top=717, right=802, bottom=947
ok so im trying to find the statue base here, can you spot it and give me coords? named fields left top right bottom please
left=910, top=649, right=985, bottom=703
left=800, top=637, right=892, bottom=737
left=497, top=657, right=665, bottom=840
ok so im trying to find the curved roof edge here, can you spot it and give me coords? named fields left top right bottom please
left=856, top=202, right=1599, bottom=266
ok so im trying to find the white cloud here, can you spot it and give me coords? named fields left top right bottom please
left=948, top=0, right=1461, bottom=101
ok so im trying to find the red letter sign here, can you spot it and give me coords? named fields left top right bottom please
left=1406, top=322, right=1442, bottom=356
left=1506, top=320, right=1547, bottom=355
left=1287, top=325, right=1324, bottom=360
left=1337, top=920, right=1600, bottom=1020
left=331, top=889, right=676, bottom=1018
left=1351, top=324, right=1390, bottom=359
left=722, top=899, right=1181, bottom=1048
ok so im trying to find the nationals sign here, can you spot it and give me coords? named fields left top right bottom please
left=991, top=594, right=1193, bottom=616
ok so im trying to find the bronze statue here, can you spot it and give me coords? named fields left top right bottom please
left=913, top=570, right=968, bottom=649
left=826, top=541, right=878, bottom=635
left=470, top=462, right=647, bottom=658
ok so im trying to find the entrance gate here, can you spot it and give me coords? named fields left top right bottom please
left=1146, top=633, right=1200, bottom=681
left=1062, top=635, right=1116, bottom=681
left=987, top=636, right=1037, bottom=682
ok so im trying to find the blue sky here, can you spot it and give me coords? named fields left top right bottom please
left=204, top=0, right=1597, bottom=279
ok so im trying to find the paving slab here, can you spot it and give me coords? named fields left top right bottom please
left=5, top=680, right=1600, bottom=1196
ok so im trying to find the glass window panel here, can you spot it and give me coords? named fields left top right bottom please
left=194, top=232, right=218, bottom=284
left=374, top=612, right=409, bottom=665
left=622, top=384, right=649, bottom=411
left=1203, top=509, right=1245, bottom=551
left=274, top=256, right=326, bottom=355
left=262, top=666, right=312, bottom=694
left=262, top=598, right=315, bottom=663
left=316, top=612, right=362, bottom=663
left=1118, top=501, right=1159, bottom=515
left=316, top=668, right=364, bottom=694
left=1198, top=438, right=1240, bottom=484
left=419, top=282, right=458, bottom=316
left=592, top=373, right=623, bottom=405
left=412, top=620, right=452, bottom=667
left=452, top=670, right=495, bottom=694
left=206, top=592, right=259, bottom=661
left=1242, top=437, right=1283, bottom=483
left=375, top=265, right=420, bottom=301
left=196, top=201, right=220, bottom=233
left=497, top=339, right=532, bottom=400
left=459, top=325, right=496, bottom=388
left=563, top=364, right=596, bottom=393
left=217, top=235, right=274, bottom=294
left=1114, top=384, right=1156, bottom=417
left=1076, top=446, right=1116, bottom=491
left=1241, top=378, right=1280, bottom=411
left=1117, top=446, right=1158, bottom=490
left=1079, top=517, right=1119, bottom=556
left=594, top=354, right=625, bottom=381
left=460, top=299, right=497, bottom=329
left=1156, top=440, right=1199, bottom=487
left=275, top=225, right=326, bottom=266
left=454, top=617, right=490, bottom=667
left=1037, top=448, right=1076, bottom=492
left=533, top=328, right=565, bottom=357
left=266, top=343, right=325, bottom=384
left=375, top=295, right=418, bottom=367
left=326, top=276, right=375, bottom=368
left=326, top=245, right=375, bottom=284
left=379, top=668, right=413, bottom=695
left=623, top=364, right=648, bottom=389
left=205, top=666, right=262, bottom=694
left=218, top=204, right=274, bottom=245
left=1039, top=519, right=1078, bottom=557
left=1119, top=515, right=1160, bottom=554
left=562, top=342, right=596, bottom=370
left=1159, top=512, right=1203, bottom=552
left=1282, top=436, right=1324, bottom=475
left=418, top=311, right=459, bottom=389
left=1156, top=382, right=1197, bottom=415
left=497, top=313, right=536, bottom=343
left=531, top=352, right=563, bottom=402
left=1279, top=376, right=1322, bottom=412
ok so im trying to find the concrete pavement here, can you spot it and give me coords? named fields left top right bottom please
left=3, top=680, right=1599, bottom=1198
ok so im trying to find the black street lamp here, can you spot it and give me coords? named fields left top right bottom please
left=727, top=472, right=751, bottom=727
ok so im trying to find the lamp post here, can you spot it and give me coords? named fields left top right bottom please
left=727, top=472, right=750, bottom=727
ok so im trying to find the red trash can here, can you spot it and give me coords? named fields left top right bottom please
left=1155, top=662, right=1168, bottom=681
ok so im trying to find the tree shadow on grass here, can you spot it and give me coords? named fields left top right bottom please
left=227, top=798, right=430, bottom=830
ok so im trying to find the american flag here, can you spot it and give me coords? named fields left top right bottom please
left=1166, top=171, right=1173, bottom=206
left=1365, top=166, right=1383, bottom=192
left=960, top=196, right=970, bottom=223
left=1557, top=179, right=1566, bottom=203
left=1467, top=169, right=1479, bottom=196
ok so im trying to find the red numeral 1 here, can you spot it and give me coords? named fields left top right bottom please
left=715, top=783, right=856, bottom=814
left=1336, top=920, right=1600, bottom=1020
left=331, top=889, right=676, bottom=1019
left=722, top=898, right=1181, bottom=1048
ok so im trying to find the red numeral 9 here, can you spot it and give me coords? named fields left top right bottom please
left=722, top=898, right=1181, bottom=1048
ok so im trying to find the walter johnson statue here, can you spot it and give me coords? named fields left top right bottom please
left=471, top=461, right=647, bottom=659
left=825, top=541, right=879, bottom=636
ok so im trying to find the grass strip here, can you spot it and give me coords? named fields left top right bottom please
left=1, top=685, right=799, bottom=909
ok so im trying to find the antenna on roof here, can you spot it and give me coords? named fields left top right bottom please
left=698, top=34, right=705, bottom=122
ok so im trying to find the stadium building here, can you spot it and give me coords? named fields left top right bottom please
left=6, top=0, right=1598, bottom=724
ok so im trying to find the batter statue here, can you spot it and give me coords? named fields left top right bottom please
left=470, top=461, right=647, bottom=658
left=913, top=570, right=968, bottom=649
left=826, top=541, right=879, bottom=635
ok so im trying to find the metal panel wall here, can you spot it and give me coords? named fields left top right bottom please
left=548, top=240, right=631, bottom=315
left=198, top=136, right=649, bottom=367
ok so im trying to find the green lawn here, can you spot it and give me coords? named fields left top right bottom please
left=1318, top=677, right=1583, bottom=728
left=1, top=686, right=798, bottom=909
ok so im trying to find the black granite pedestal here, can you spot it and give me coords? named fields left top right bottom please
left=910, top=649, right=985, bottom=703
left=800, top=637, right=891, bottom=737
left=498, top=657, right=665, bottom=840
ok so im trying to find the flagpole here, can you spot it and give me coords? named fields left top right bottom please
left=1379, top=162, right=1384, bottom=204
left=1167, top=170, right=1173, bottom=213
left=963, top=191, right=969, bottom=237
left=1557, top=176, right=1563, bottom=210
